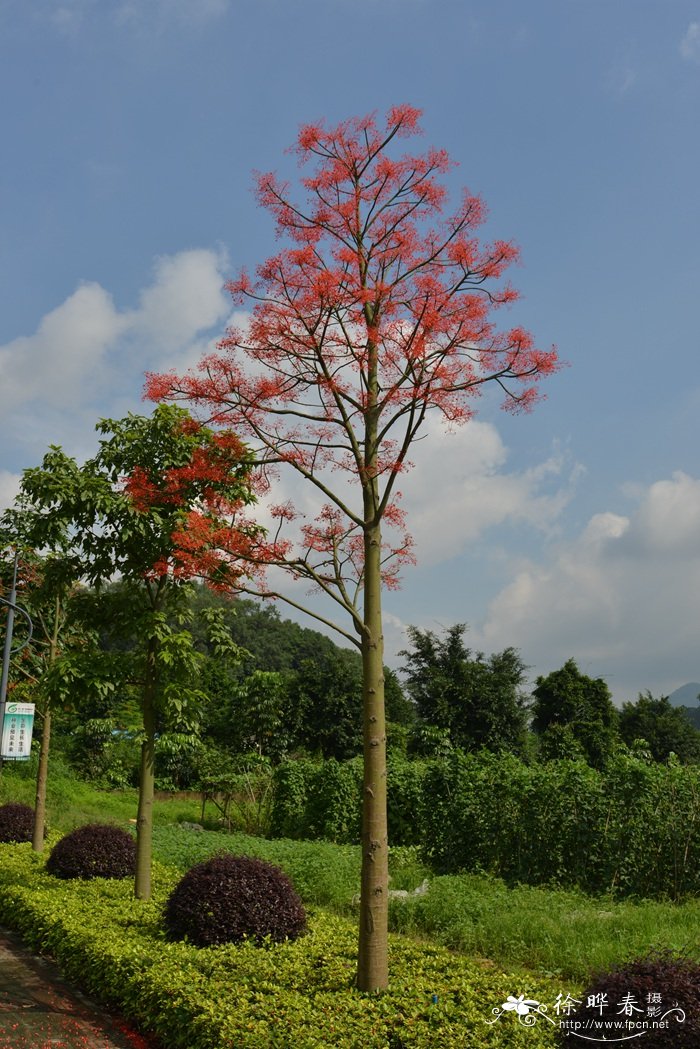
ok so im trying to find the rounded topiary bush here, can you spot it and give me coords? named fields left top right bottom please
left=164, top=853, right=307, bottom=947
left=558, top=951, right=700, bottom=1048
left=46, top=823, right=136, bottom=880
left=0, top=802, right=34, bottom=843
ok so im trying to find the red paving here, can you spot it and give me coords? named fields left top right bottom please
left=0, top=929, right=159, bottom=1049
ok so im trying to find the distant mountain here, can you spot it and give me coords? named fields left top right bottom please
left=669, top=683, right=700, bottom=708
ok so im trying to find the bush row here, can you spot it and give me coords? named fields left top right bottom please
left=270, top=756, right=426, bottom=846
left=421, top=751, right=700, bottom=899
left=0, top=843, right=560, bottom=1049
left=271, top=751, right=700, bottom=899
left=17, top=817, right=309, bottom=949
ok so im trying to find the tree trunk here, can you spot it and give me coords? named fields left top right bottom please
left=135, top=637, right=157, bottom=900
left=32, top=707, right=50, bottom=852
left=356, top=516, right=389, bottom=992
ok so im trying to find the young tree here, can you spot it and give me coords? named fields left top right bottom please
left=227, top=669, right=290, bottom=760
left=147, top=105, right=559, bottom=989
left=12, top=404, right=258, bottom=898
left=0, top=537, right=92, bottom=851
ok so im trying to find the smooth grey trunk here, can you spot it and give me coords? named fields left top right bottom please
left=356, top=327, right=389, bottom=991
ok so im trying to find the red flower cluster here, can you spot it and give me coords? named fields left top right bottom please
left=145, top=105, right=559, bottom=604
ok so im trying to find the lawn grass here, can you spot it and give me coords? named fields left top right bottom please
left=3, top=758, right=699, bottom=984
left=0, top=755, right=202, bottom=830
left=389, top=873, right=700, bottom=980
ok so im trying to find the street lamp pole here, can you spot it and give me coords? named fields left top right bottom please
left=0, top=551, right=19, bottom=704
left=0, top=551, right=34, bottom=773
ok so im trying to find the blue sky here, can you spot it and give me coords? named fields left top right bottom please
left=1, top=0, right=699, bottom=703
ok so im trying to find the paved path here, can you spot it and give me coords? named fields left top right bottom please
left=0, top=929, right=159, bottom=1049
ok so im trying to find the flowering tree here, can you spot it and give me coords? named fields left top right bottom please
left=11, top=404, right=259, bottom=898
left=147, top=105, right=559, bottom=989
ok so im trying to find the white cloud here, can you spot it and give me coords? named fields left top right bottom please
left=0, top=248, right=230, bottom=465
left=230, top=412, right=579, bottom=663
left=0, top=471, right=20, bottom=512
left=626, top=472, right=700, bottom=555
left=382, top=609, right=412, bottom=664
left=245, top=413, right=577, bottom=581
left=398, top=417, right=579, bottom=566
left=474, top=472, right=700, bottom=702
left=0, top=283, right=127, bottom=411
left=133, top=248, right=230, bottom=355
left=680, top=22, right=700, bottom=62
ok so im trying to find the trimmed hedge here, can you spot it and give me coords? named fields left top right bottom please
left=420, top=750, right=700, bottom=899
left=0, top=842, right=561, bottom=1048
left=270, top=755, right=426, bottom=846
left=270, top=758, right=362, bottom=843
left=272, top=750, right=700, bottom=900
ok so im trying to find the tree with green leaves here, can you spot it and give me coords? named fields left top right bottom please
left=190, top=586, right=413, bottom=760
left=0, top=534, right=95, bottom=851
left=59, top=582, right=247, bottom=794
left=531, top=658, right=619, bottom=768
left=287, top=649, right=363, bottom=760
left=619, top=691, right=700, bottom=764
left=227, top=669, right=290, bottom=761
left=10, top=404, right=258, bottom=898
left=400, top=624, right=529, bottom=755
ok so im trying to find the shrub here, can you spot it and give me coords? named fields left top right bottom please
left=0, top=843, right=563, bottom=1048
left=419, top=750, right=700, bottom=899
left=559, top=951, right=700, bottom=1047
left=305, top=758, right=362, bottom=842
left=46, top=823, right=136, bottom=880
left=387, top=755, right=427, bottom=846
left=164, top=853, right=307, bottom=947
left=0, top=802, right=34, bottom=843
left=269, top=759, right=313, bottom=839
left=270, top=756, right=427, bottom=846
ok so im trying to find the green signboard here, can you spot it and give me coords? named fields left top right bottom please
left=0, top=702, right=35, bottom=760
